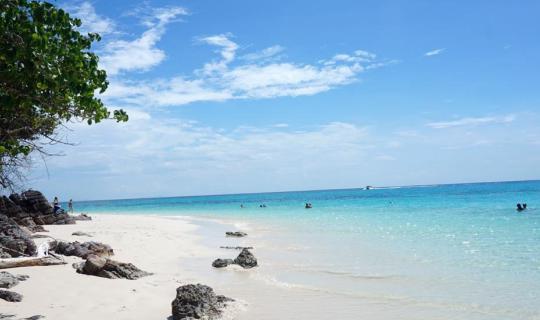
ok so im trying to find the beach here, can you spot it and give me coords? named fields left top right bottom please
left=2, top=181, right=540, bottom=320
left=1, top=215, right=231, bottom=320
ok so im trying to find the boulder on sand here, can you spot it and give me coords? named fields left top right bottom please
left=54, top=241, right=113, bottom=259
left=71, top=231, right=92, bottom=237
left=234, top=248, right=258, bottom=269
left=171, top=284, right=233, bottom=320
left=0, top=290, right=23, bottom=302
left=212, top=248, right=258, bottom=269
left=74, top=256, right=152, bottom=280
left=212, top=258, right=234, bottom=268
left=0, top=215, right=37, bottom=258
left=72, top=214, right=92, bottom=221
left=225, top=231, right=247, bottom=237
left=0, top=272, right=28, bottom=289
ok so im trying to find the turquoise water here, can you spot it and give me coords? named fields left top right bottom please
left=74, top=180, right=540, bottom=319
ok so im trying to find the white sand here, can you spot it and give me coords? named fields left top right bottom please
left=1, top=214, right=226, bottom=320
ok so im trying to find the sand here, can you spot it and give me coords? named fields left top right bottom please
left=0, top=214, right=228, bottom=320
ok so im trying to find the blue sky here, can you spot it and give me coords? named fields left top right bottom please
left=30, top=0, right=540, bottom=200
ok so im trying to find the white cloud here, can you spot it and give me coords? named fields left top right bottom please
left=240, top=45, right=285, bottom=61
left=71, top=3, right=387, bottom=107
left=323, top=50, right=376, bottom=65
left=68, top=2, right=116, bottom=35
left=104, top=34, right=379, bottom=106
left=427, top=115, right=516, bottom=129
left=424, top=48, right=445, bottom=57
left=99, top=6, right=187, bottom=75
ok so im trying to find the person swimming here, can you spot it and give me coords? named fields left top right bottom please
left=305, top=203, right=312, bottom=209
left=517, top=203, right=525, bottom=211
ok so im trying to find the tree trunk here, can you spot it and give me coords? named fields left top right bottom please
left=0, top=256, right=66, bottom=269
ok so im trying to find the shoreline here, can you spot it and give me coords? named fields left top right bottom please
left=3, top=208, right=539, bottom=320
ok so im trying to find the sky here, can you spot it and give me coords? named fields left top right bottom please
left=28, top=0, right=540, bottom=200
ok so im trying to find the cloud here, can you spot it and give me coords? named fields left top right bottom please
left=30, top=115, right=376, bottom=198
left=323, top=50, right=376, bottom=65
left=67, top=1, right=116, bottom=35
left=426, top=115, right=516, bottom=129
left=70, top=3, right=388, bottom=107
left=196, top=34, right=239, bottom=77
left=240, top=45, right=285, bottom=61
left=424, top=48, right=445, bottom=57
left=103, top=34, right=381, bottom=106
left=99, top=6, right=188, bottom=75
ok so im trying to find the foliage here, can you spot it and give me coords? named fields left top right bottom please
left=0, top=0, right=128, bottom=189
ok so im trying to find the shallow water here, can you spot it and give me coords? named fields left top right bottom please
left=75, top=181, right=540, bottom=319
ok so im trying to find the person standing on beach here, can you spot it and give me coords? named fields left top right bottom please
left=68, top=199, right=73, bottom=213
left=52, top=196, right=60, bottom=214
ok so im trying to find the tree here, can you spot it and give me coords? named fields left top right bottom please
left=0, top=0, right=128, bottom=190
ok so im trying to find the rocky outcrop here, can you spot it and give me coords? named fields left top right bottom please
left=225, top=231, right=247, bottom=237
left=0, top=191, right=75, bottom=231
left=171, top=284, right=233, bottom=320
left=54, top=241, right=113, bottom=259
left=74, top=255, right=152, bottom=280
left=212, top=248, right=258, bottom=269
left=0, top=215, right=36, bottom=258
left=0, top=272, right=28, bottom=289
left=0, top=290, right=22, bottom=302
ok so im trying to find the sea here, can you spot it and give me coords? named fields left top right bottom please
left=72, top=180, right=540, bottom=319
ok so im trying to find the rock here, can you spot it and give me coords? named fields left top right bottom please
left=219, top=246, right=253, bottom=250
left=75, top=257, right=152, bottom=280
left=71, top=231, right=92, bottom=237
left=0, top=215, right=37, bottom=258
left=82, top=254, right=107, bottom=275
left=0, top=315, right=43, bottom=320
left=171, top=284, right=233, bottom=320
left=15, top=217, right=45, bottom=233
left=225, top=231, right=247, bottom=237
left=0, top=190, right=76, bottom=231
left=0, top=272, right=28, bottom=289
left=0, top=290, right=23, bottom=302
left=72, top=214, right=92, bottom=221
left=212, top=258, right=234, bottom=268
left=54, top=241, right=113, bottom=258
left=234, top=248, right=258, bottom=268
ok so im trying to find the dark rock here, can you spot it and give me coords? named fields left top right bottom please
left=0, top=272, right=28, bottom=289
left=72, top=214, right=92, bottom=221
left=82, top=254, right=107, bottom=275
left=75, top=257, right=152, bottom=280
left=71, top=231, right=92, bottom=237
left=0, top=315, right=44, bottom=320
left=212, top=258, right=234, bottom=268
left=0, top=290, right=23, bottom=302
left=1, top=190, right=77, bottom=232
left=234, top=249, right=258, bottom=268
left=54, top=241, right=113, bottom=259
left=16, top=217, right=46, bottom=233
left=225, top=231, right=247, bottom=237
left=171, top=284, right=233, bottom=320
left=0, top=215, right=37, bottom=258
